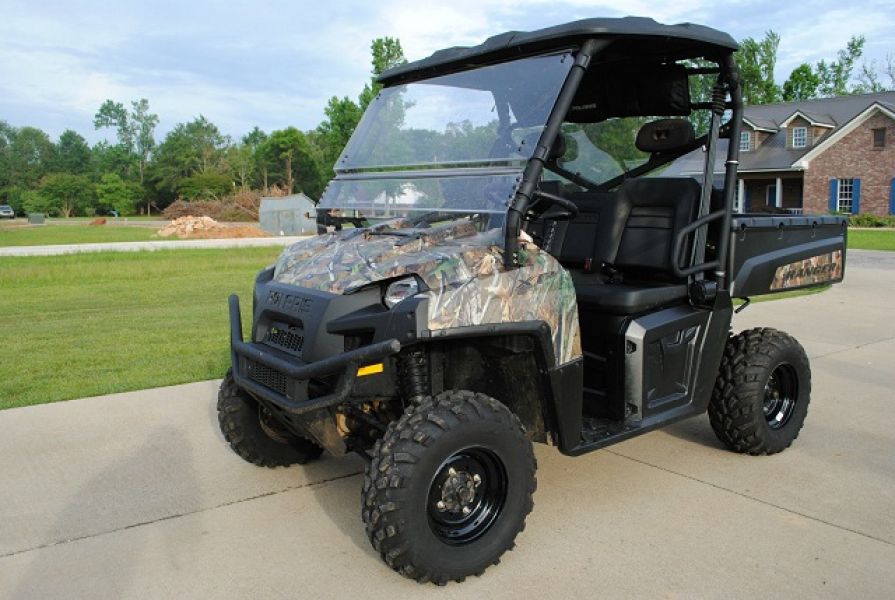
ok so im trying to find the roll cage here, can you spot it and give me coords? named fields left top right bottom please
left=376, top=17, right=744, bottom=290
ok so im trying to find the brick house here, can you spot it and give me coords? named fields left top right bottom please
left=669, top=91, right=895, bottom=215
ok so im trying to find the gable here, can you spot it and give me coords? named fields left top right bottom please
left=795, top=103, right=895, bottom=168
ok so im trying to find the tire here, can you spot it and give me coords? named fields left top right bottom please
left=362, top=390, right=536, bottom=585
left=709, top=328, right=811, bottom=455
left=217, top=369, right=323, bottom=467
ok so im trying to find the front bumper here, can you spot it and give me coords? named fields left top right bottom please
left=228, top=294, right=402, bottom=415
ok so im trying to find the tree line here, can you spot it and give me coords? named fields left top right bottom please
left=738, top=31, right=893, bottom=105
left=0, top=38, right=406, bottom=217
left=0, top=32, right=891, bottom=218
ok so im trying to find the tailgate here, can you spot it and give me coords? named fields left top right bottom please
left=728, top=215, right=847, bottom=298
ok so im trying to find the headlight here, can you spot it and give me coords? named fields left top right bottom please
left=384, top=277, right=420, bottom=308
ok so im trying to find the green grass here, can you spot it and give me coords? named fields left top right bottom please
left=0, top=244, right=835, bottom=411
left=848, top=229, right=895, bottom=251
left=0, top=225, right=161, bottom=246
left=0, top=248, right=281, bottom=409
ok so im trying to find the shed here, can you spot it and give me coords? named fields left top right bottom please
left=259, top=193, right=316, bottom=235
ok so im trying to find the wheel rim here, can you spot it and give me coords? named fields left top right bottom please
left=427, top=447, right=508, bottom=546
left=763, top=364, right=798, bottom=430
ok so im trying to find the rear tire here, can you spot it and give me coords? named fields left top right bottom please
left=217, top=369, right=323, bottom=467
left=709, top=328, right=811, bottom=455
left=362, top=390, right=536, bottom=585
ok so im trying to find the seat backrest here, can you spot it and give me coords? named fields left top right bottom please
left=548, top=191, right=615, bottom=267
left=612, top=177, right=701, bottom=279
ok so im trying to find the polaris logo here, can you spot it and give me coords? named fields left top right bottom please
left=779, top=262, right=835, bottom=283
left=267, top=290, right=313, bottom=314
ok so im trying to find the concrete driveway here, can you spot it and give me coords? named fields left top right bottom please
left=1, top=250, right=893, bottom=599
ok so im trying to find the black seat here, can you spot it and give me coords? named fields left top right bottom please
left=571, top=177, right=701, bottom=314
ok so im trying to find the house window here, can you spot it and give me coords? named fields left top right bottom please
left=793, top=127, right=807, bottom=148
left=873, top=128, right=886, bottom=148
left=739, top=131, right=751, bottom=151
left=837, top=178, right=854, bottom=213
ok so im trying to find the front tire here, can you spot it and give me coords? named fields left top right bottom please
left=709, top=328, right=811, bottom=455
left=217, top=369, right=323, bottom=467
left=362, top=390, right=536, bottom=585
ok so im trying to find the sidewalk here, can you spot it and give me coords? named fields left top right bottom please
left=0, top=236, right=309, bottom=257
left=1, top=253, right=893, bottom=598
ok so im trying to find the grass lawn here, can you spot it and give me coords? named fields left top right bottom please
left=0, top=245, right=833, bottom=411
left=0, top=248, right=280, bottom=409
left=0, top=225, right=160, bottom=246
left=848, top=229, right=895, bottom=251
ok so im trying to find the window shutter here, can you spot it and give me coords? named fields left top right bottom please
left=828, top=179, right=838, bottom=213
left=852, top=179, right=861, bottom=214
left=890, top=178, right=895, bottom=216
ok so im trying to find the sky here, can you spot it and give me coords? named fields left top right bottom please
left=1, top=0, right=893, bottom=145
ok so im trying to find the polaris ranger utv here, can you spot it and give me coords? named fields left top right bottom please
left=218, top=17, right=847, bottom=584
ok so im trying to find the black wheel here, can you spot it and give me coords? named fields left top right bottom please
left=217, top=369, right=323, bottom=467
left=709, top=328, right=811, bottom=455
left=362, top=390, right=536, bottom=585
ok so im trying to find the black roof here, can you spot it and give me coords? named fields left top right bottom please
left=379, top=17, right=738, bottom=86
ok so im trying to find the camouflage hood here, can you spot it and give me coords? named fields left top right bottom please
left=273, top=218, right=496, bottom=294
left=273, top=218, right=582, bottom=366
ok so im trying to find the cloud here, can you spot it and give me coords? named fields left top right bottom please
left=0, top=0, right=892, bottom=144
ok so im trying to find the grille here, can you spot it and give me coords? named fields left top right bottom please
left=264, top=324, right=304, bottom=354
left=246, top=360, right=288, bottom=396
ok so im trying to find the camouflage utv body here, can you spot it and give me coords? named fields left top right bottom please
left=273, top=218, right=582, bottom=366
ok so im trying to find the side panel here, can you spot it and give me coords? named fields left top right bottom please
left=728, top=215, right=847, bottom=298
left=624, top=306, right=711, bottom=422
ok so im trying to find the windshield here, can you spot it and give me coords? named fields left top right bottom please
left=318, top=172, right=518, bottom=222
left=336, top=53, right=574, bottom=171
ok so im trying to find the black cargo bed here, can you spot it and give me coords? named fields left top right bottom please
left=727, top=214, right=847, bottom=298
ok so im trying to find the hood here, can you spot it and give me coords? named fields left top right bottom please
left=273, top=218, right=505, bottom=295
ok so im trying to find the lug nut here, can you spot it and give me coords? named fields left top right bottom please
left=448, top=467, right=457, bottom=477
left=462, top=506, right=471, bottom=515
left=436, top=501, right=446, bottom=511
left=473, top=474, right=481, bottom=486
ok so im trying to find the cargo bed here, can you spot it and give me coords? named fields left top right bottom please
left=728, top=214, right=847, bottom=298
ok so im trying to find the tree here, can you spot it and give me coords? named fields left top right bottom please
left=314, top=37, right=408, bottom=175
left=94, top=100, right=134, bottom=151
left=93, top=98, right=158, bottom=186
left=782, top=63, right=822, bottom=101
left=151, top=116, right=231, bottom=197
left=52, top=130, right=92, bottom=175
left=6, top=127, right=55, bottom=188
left=0, top=120, right=15, bottom=189
left=39, top=173, right=94, bottom=217
left=315, top=96, right=363, bottom=171
left=226, top=144, right=254, bottom=189
left=176, top=172, right=232, bottom=200
left=242, top=126, right=271, bottom=189
left=738, top=31, right=782, bottom=105
left=358, top=37, right=407, bottom=111
left=130, top=99, right=159, bottom=185
left=816, top=36, right=865, bottom=97
left=854, top=55, right=894, bottom=94
left=262, top=127, right=322, bottom=195
left=21, top=189, right=52, bottom=215
left=95, top=173, right=142, bottom=216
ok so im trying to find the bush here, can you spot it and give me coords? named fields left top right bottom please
left=848, top=214, right=895, bottom=228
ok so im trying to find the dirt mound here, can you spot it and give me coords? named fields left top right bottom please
left=157, top=216, right=269, bottom=239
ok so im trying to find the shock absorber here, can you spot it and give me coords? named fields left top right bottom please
left=399, top=348, right=429, bottom=405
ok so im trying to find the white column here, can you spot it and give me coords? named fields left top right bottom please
left=775, top=177, right=783, bottom=208
left=738, top=179, right=745, bottom=213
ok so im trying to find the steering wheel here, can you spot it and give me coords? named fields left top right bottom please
left=528, top=189, right=580, bottom=221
